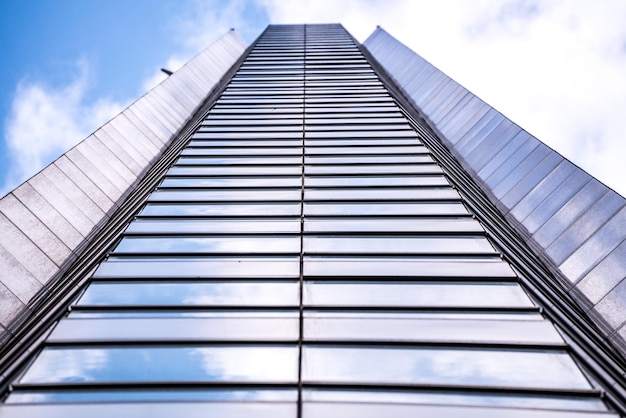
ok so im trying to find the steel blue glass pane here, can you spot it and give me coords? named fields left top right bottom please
left=305, top=165, right=443, bottom=175
left=7, top=388, right=298, bottom=404
left=304, top=315, right=563, bottom=344
left=20, top=345, right=298, bottom=384
left=303, top=218, right=482, bottom=233
left=140, top=203, right=301, bottom=217
left=304, top=139, right=417, bottom=146
left=303, top=236, right=494, bottom=254
left=126, top=219, right=301, bottom=234
left=304, top=256, right=515, bottom=278
left=304, top=176, right=448, bottom=187
left=48, top=316, right=299, bottom=342
left=305, top=146, right=426, bottom=155
left=78, top=281, right=300, bottom=307
left=181, top=148, right=302, bottom=156
left=305, top=131, right=417, bottom=139
left=304, top=202, right=468, bottom=216
left=302, top=346, right=590, bottom=389
left=94, top=257, right=300, bottom=279
left=0, top=403, right=297, bottom=418
left=167, top=166, right=302, bottom=176
left=304, top=188, right=459, bottom=201
left=304, top=281, right=532, bottom=308
left=305, top=156, right=431, bottom=164
left=188, top=140, right=302, bottom=147
left=114, top=236, right=301, bottom=254
left=176, top=156, right=302, bottom=166
left=302, top=402, right=611, bottom=418
left=160, top=177, right=302, bottom=188
left=303, top=389, right=605, bottom=412
left=148, top=190, right=301, bottom=202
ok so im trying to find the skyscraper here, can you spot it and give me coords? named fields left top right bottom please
left=0, top=23, right=624, bottom=416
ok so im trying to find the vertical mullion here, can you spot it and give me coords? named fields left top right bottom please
left=297, top=24, right=306, bottom=418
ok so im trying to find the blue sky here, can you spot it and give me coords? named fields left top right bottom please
left=1, top=0, right=625, bottom=196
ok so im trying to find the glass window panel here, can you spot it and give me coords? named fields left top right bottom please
left=303, top=218, right=483, bottom=233
left=304, top=176, right=447, bottom=188
left=78, top=281, right=299, bottom=307
left=305, top=146, right=426, bottom=155
left=303, top=389, right=606, bottom=412
left=305, top=310, right=542, bottom=321
left=305, top=156, right=431, bottom=164
left=198, top=126, right=303, bottom=133
left=167, top=166, right=302, bottom=176
left=148, top=190, right=301, bottom=202
left=306, top=118, right=407, bottom=125
left=304, top=315, right=563, bottom=345
left=94, top=257, right=300, bottom=279
left=303, top=236, right=494, bottom=255
left=305, top=106, right=399, bottom=114
left=305, top=165, right=443, bottom=175
left=0, top=403, right=296, bottom=418
left=140, top=203, right=301, bottom=217
left=305, top=139, right=418, bottom=146
left=302, top=346, right=590, bottom=389
left=181, top=148, right=302, bottom=156
left=304, top=188, right=460, bottom=201
left=302, top=402, right=608, bottom=418
left=304, top=202, right=468, bottom=216
left=68, top=310, right=298, bottom=319
left=20, top=345, right=298, bottom=384
left=305, top=131, right=417, bottom=138
left=160, top=177, right=302, bottom=189
left=176, top=157, right=302, bottom=165
left=7, top=388, right=297, bottom=404
left=303, top=281, right=532, bottom=308
left=188, top=140, right=302, bottom=147
left=193, top=132, right=302, bottom=139
left=48, top=316, right=299, bottom=342
left=305, top=124, right=413, bottom=132
left=114, top=236, right=301, bottom=254
left=126, top=219, right=301, bottom=234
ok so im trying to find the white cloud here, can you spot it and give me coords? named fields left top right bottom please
left=141, top=0, right=255, bottom=92
left=1, top=59, right=125, bottom=196
left=258, top=0, right=626, bottom=196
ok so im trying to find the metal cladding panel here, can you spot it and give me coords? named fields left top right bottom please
left=364, top=27, right=626, bottom=348
left=0, top=30, right=247, bottom=335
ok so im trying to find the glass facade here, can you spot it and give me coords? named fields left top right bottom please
left=0, top=24, right=618, bottom=417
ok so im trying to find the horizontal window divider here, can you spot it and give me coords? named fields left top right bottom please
left=300, top=231, right=485, bottom=237
left=71, top=305, right=301, bottom=312
left=11, top=381, right=300, bottom=391
left=302, top=185, right=452, bottom=190
left=301, top=251, right=498, bottom=257
left=298, top=340, right=569, bottom=350
left=300, top=306, right=541, bottom=313
left=145, top=199, right=304, bottom=204
left=297, top=214, right=475, bottom=220
left=43, top=338, right=302, bottom=347
left=88, top=276, right=303, bottom=283
left=156, top=187, right=304, bottom=191
left=302, top=198, right=463, bottom=203
left=302, top=152, right=430, bottom=157
left=122, top=231, right=303, bottom=236
left=302, top=172, right=443, bottom=177
left=172, top=163, right=304, bottom=168
left=300, top=341, right=571, bottom=352
left=136, top=214, right=304, bottom=219
left=109, top=251, right=303, bottom=257
left=301, top=276, right=520, bottom=283
left=299, top=383, right=604, bottom=398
